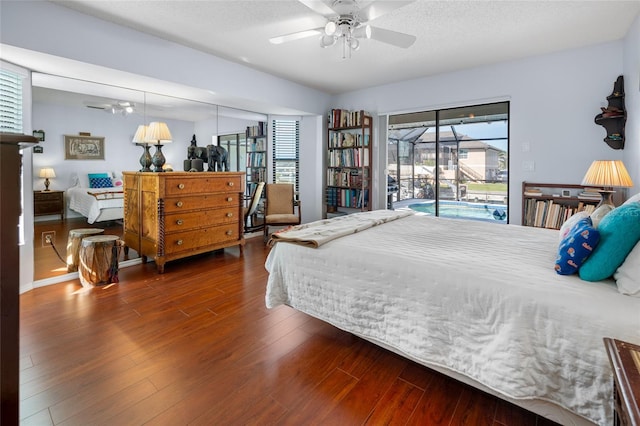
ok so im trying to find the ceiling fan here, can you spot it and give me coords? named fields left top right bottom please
left=84, top=100, right=135, bottom=115
left=269, top=0, right=417, bottom=58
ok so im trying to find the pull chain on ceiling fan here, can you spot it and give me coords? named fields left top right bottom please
left=269, top=0, right=417, bottom=59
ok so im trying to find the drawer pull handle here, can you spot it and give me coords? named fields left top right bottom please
left=226, top=230, right=233, bottom=236
left=226, top=212, right=233, bottom=218
left=176, top=239, right=183, bottom=246
left=227, top=181, right=234, bottom=187
left=176, top=219, right=183, bottom=225
left=178, top=183, right=185, bottom=189
left=227, top=197, right=233, bottom=202
left=176, top=201, right=183, bottom=207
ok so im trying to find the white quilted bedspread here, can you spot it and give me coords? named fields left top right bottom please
left=67, top=186, right=123, bottom=224
left=265, top=213, right=640, bottom=425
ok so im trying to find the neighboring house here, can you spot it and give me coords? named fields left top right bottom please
left=414, top=139, right=504, bottom=182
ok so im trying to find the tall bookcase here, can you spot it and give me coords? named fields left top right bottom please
left=326, top=109, right=372, bottom=215
left=521, top=182, right=601, bottom=229
left=246, top=121, right=267, bottom=196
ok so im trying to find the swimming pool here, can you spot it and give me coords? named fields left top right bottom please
left=408, top=200, right=508, bottom=222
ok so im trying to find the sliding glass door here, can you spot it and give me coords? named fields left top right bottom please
left=388, top=102, right=509, bottom=222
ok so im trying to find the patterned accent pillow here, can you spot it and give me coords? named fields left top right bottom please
left=89, top=177, right=114, bottom=188
left=554, top=217, right=600, bottom=275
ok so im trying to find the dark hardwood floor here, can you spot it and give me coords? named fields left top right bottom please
left=21, top=236, right=559, bottom=425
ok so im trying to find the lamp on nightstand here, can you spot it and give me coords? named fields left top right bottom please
left=581, top=160, right=634, bottom=208
left=582, top=160, right=633, bottom=225
left=39, top=167, right=56, bottom=191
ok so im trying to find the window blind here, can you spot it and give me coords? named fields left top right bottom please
left=0, top=69, right=23, bottom=133
left=272, top=119, right=299, bottom=192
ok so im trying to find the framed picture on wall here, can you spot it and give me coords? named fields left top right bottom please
left=64, top=135, right=105, bottom=160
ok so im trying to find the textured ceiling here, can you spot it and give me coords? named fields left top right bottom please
left=50, top=0, right=640, bottom=94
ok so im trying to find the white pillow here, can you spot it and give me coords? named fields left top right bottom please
left=558, top=211, right=590, bottom=241
left=614, top=241, right=640, bottom=297
left=590, top=204, right=614, bottom=228
left=623, top=192, right=640, bottom=206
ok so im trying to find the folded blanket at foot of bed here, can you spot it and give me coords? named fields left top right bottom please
left=268, top=209, right=414, bottom=247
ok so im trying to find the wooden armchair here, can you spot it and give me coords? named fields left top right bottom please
left=263, top=183, right=301, bottom=242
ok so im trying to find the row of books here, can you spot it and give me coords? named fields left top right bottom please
left=328, top=109, right=370, bottom=128
left=523, top=198, right=597, bottom=229
left=246, top=122, right=266, bottom=137
left=247, top=168, right=267, bottom=183
left=327, top=168, right=369, bottom=188
left=327, top=147, right=370, bottom=167
left=326, top=187, right=369, bottom=209
left=247, top=152, right=266, bottom=168
left=577, top=190, right=602, bottom=200
left=248, top=139, right=266, bottom=152
left=328, top=132, right=369, bottom=148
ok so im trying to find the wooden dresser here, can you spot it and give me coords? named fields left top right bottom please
left=123, top=171, right=245, bottom=273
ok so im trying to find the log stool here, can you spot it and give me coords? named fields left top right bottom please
left=66, top=228, right=104, bottom=272
left=78, top=235, right=122, bottom=288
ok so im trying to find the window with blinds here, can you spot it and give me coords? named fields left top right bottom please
left=0, top=69, right=23, bottom=133
left=272, top=119, right=299, bottom=192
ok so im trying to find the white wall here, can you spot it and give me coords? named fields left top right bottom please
left=622, top=14, right=640, bottom=192
left=333, top=41, right=633, bottom=224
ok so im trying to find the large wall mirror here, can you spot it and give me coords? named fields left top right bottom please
left=32, top=74, right=267, bottom=281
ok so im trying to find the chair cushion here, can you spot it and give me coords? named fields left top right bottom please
left=265, top=213, right=300, bottom=224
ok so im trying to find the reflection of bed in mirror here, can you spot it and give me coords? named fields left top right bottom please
left=67, top=172, right=124, bottom=224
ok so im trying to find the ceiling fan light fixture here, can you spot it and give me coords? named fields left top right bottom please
left=349, top=37, right=360, bottom=50
left=320, top=34, right=336, bottom=48
left=324, top=21, right=337, bottom=35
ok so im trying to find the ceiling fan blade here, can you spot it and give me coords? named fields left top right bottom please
left=298, top=0, right=337, bottom=17
left=269, top=27, right=323, bottom=45
left=358, top=0, right=416, bottom=22
left=369, top=26, right=416, bottom=48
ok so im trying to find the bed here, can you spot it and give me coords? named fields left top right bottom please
left=67, top=172, right=124, bottom=224
left=265, top=209, right=640, bottom=426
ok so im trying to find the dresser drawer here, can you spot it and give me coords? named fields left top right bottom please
left=164, top=225, right=240, bottom=254
left=163, top=193, right=240, bottom=213
left=165, top=208, right=239, bottom=232
left=164, top=175, right=242, bottom=196
left=35, top=191, right=63, bottom=202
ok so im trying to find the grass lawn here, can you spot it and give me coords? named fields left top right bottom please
left=467, top=183, right=508, bottom=192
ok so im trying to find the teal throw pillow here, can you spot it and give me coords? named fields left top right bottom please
left=555, top=217, right=599, bottom=275
left=88, top=172, right=110, bottom=179
left=579, top=203, right=640, bottom=281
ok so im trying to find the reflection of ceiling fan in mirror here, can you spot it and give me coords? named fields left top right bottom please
left=84, top=100, right=135, bottom=115
left=269, top=0, right=417, bottom=58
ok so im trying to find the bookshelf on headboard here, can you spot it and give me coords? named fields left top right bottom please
left=521, top=182, right=602, bottom=230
